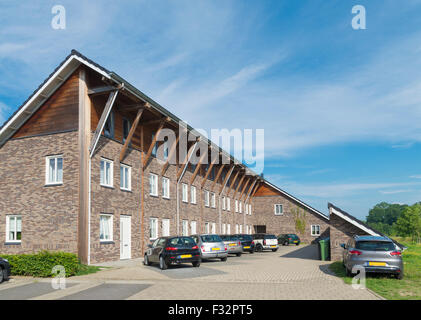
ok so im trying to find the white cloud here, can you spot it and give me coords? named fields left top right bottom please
left=410, top=175, right=421, bottom=179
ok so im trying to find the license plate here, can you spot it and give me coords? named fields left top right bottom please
left=293, top=241, right=298, bottom=243
left=212, top=248, right=220, bottom=251
left=270, top=245, right=276, bottom=248
left=368, top=262, right=386, bottom=266
left=179, top=254, right=192, bottom=259
left=244, top=246, right=250, bottom=249
left=229, top=243, right=236, bottom=246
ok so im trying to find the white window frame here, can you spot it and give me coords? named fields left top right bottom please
left=6, top=215, right=22, bottom=243
left=99, top=214, right=113, bottom=242
left=100, top=158, right=114, bottom=188
left=245, top=204, right=248, bottom=215
left=190, top=185, right=197, bottom=204
left=162, top=177, right=170, bottom=199
left=149, top=173, right=158, bottom=196
left=120, top=164, right=131, bottom=191
left=190, top=220, right=197, bottom=235
left=222, top=197, right=226, bottom=210
left=239, top=224, right=243, bottom=233
left=205, top=222, right=210, bottom=234
left=227, top=224, right=231, bottom=234
left=211, top=222, right=216, bottom=234
left=274, top=204, right=284, bottom=215
left=235, top=200, right=238, bottom=213
left=150, top=217, right=158, bottom=240
left=222, top=223, right=226, bottom=234
left=235, top=224, right=239, bottom=234
left=227, top=198, right=231, bottom=211
left=311, top=225, right=321, bottom=237
left=239, top=201, right=242, bottom=213
left=162, top=219, right=170, bottom=237
left=182, top=220, right=189, bottom=236
left=210, top=192, right=216, bottom=208
left=45, top=155, right=63, bottom=185
left=249, top=204, right=252, bottom=215
left=182, top=183, right=188, bottom=203
left=204, top=190, right=210, bottom=207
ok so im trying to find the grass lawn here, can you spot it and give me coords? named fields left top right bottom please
left=329, top=239, right=421, bottom=300
left=74, top=264, right=103, bottom=276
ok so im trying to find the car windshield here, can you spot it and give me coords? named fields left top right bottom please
left=355, top=241, right=396, bottom=252
left=201, top=235, right=222, bottom=243
left=168, top=237, right=196, bottom=247
left=221, top=235, right=238, bottom=241
left=288, top=234, right=298, bottom=239
left=238, top=235, right=252, bottom=241
left=264, top=234, right=277, bottom=239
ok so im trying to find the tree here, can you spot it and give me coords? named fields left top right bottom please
left=366, top=202, right=407, bottom=235
left=395, top=203, right=421, bottom=243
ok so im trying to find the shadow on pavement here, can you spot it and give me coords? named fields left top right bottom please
left=280, top=244, right=320, bottom=260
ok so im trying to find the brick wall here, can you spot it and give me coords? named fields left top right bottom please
left=0, top=132, right=79, bottom=255
left=252, top=195, right=330, bottom=244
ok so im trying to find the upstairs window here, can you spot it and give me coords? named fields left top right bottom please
left=120, top=164, right=131, bottom=191
left=226, top=198, right=231, bottom=211
left=151, top=133, right=157, bottom=157
left=46, top=155, right=63, bottom=185
left=235, top=200, right=239, bottom=213
left=274, top=204, right=283, bottom=215
left=6, top=215, right=21, bottom=243
left=100, top=158, right=113, bottom=188
left=122, top=118, right=130, bottom=144
left=104, top=111, right=114, bottom=139
left=149, top=173, right=158, bottom=196
left=204, top=190, right=210, bottom=207
left=311, top=225, right=321, bottom=236
left=162, top=177, right=170, bottom=199
left=210, top=192, right=216, bottom=208
left=182, top=183, right=188, bottom=202
left=190, top=185, right=197, bottom=204
left=163, top=138, right=169, bottom=160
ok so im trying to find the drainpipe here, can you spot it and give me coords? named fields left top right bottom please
left=244, top=177, right=258, bottom=233
left=177, top=142, right=198, bottom=236
left=219, top=165, right=235, bottom=233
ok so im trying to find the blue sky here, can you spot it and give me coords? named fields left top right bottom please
left=1, top=0, right=421, bottom=219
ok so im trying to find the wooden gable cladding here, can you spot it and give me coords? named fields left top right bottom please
left=12, top=71, right=79, bottom=139
left=253, top=183, right=280, bottom=196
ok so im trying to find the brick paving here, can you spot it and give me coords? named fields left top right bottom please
left=0, top=245, right=380, bottom=300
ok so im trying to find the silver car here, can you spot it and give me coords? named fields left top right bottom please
left=191, top=234, right=228, bottom=261
left=341, top=235, right=404, bottom=279
left=219, top=235, right=243, bottom=256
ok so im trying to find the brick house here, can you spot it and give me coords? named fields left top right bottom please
left=0, top=51, right=384, bottom=264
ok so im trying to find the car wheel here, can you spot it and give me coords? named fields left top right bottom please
left=159, top=256, right=168, bottom=270
left=236, top=252, right=242, bottom=257
left=220, top=257, right=227, bottom=262
left=249, top=249, right=254, bottom=254
left=345, top=267, right=352, bottom=277
left=192, top=261, right=201, bottom=268
left=284, top=241, right=289, bottom=246
left=295, top=243, right=299, bottom=246
left=256, top=244, right=263, bottom=252
left=144, top=254, right=151, bottom=266
left=272, top=248, right=278, bottom=252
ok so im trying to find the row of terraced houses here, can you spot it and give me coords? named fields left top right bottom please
left=0, top=51, right=386, bottom=264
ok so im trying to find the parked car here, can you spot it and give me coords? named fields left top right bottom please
left=144, top=236, right=201, bottom=270
left=220, top=235, right=243, bottom=256
left=191, top=234, right=228, bottom=261
left=234, top=234, right=255, bottom=253
left=0, top=257, right=11, bottom=283
left=252, top=233, right=279, bottom=252
left=341, top=235, right=404, bottom=279
left=278, top=234, right=301, bottom=246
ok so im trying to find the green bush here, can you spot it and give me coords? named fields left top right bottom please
left=1, top=251, right=80, bottom=277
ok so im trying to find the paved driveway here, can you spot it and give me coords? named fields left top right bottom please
left=0, top=245, right=380, bottom=300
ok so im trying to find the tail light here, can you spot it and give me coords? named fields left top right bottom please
left=192, top=245, right=198, bottom=250
left=165, top=247, right=178, bottom=251
left=251, top=240, right=254, bottom=245
left=225, top=246, right=227, bottom=251
left=201, top=245, right=205, bottom=252
left=288, top=238, right=292, bottom=240
left=390, top=251, right=401, bottom=256
left=263, top=240, right=266, bottom=245
left=349, top=250, right=362, bottom=256
left=238, top=241, right=241, bottom=246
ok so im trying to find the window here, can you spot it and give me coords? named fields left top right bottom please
left=205, top=222, right=210, bottom=234
left=150, top=218, right=158, bottom=239
left=182, top=220, right=189, bottom=236
left=46, top=155, right=63, bottom=185
left=100, top=158, right=113, bottom=187
left=99, top=214, right=113, bottom=242
left=274, top=204, right=283, bottom=215
left=239, top=201, right=242, bottom=213
left=122, top=118, right=130, bottom=144
left=162, top=219, right=170, bottom=237
left=182, top=183, right=188, bottom=202
left=120, top=164, right=131, bottom=191
left=151, top=133, right=157, bottom=157
left=235, top=224, right=239, bottom=233
left=6, top=215, right=21, bottom=243
left=311, top=225, right=321, bottom=236
left=210, top=192, right=216, bottom=208
left=163, top=139, right=169, bottom=160
left=162, top=177, right=170, bottom=199
left=245, top=204, right=248, bottom=215
left=210, top=166, right=215, bottom=181
left=222, top=223, right=226, bottom=234
left=149, top=173, right=158, bottom=196
left=104, top=111, right=114, bottom=139
left=222, top=197, right=226, bottom=210
left=211, top=222, right=216, bottom=234
left=204, top=190, right=210, bottom=207
left=227, top=224, right=231, bottom=234
left=235, top=200, right=238, bottom=213
left=249, top=204, right=252, bottom=215
left=190, top=185, right=196, bottom=204
left=239, top=224, right=243, bottom=233
left=190, top=221, right=197, bottom=235
left=227, top=198, right=231, bottom=211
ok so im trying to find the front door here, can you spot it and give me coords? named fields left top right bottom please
left=120, top=215, right=131, bottom=260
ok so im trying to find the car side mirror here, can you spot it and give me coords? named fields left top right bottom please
left=340, top=243, right=346, bottom=249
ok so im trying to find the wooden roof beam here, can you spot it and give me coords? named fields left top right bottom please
left=177, top=141, right=198, bottom=181
left=161, top=133, right=180, bottom=176
left=200, top=154, right=219, bottom=188
left=232, top=173, right=246, bottom=200
left=142, top=119, right=166, bottom=168
left=226, top=169, right=240, bottom=197
left=238, top=177, right=251, bottom=202
left=119, top=108, right=144, bottom=162
left=190, top=147, right=209, bottom=185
